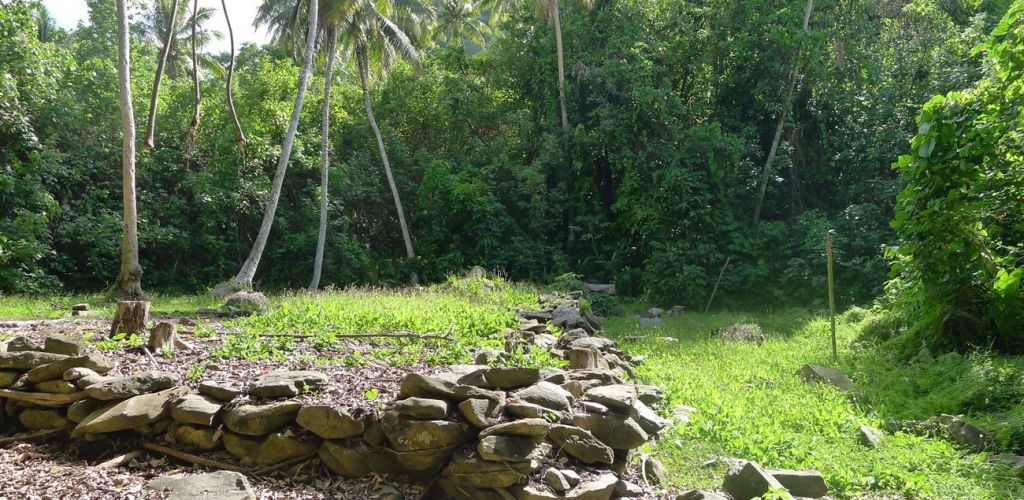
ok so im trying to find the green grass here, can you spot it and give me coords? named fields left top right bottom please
left=605, top=306, right=1024, bottom=499
left=0, top=294, right=221, bottom=319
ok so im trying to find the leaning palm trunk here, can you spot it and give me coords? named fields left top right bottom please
left=112, top=0, right=144, bottom=299
left=221, top=0, right=246, bottom=145
left=310, top=35, right=338, bottom=292
left=229, top=0, right=319, bottom=289
left=357, top=46, right=417, bottom=284
left=185, top=0, right=201, bottom=154
left=752, top=0, right=814, bottom=223
left=552, top=0, right=570, bottom=139
left=143, top=0, right=180, bottom=149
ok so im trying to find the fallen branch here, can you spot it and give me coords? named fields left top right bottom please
left=0, top=389, right=90, bottom=407
left=142, top=441, right=250, bottom=474
left=251, top=451, right=317, bottom=475
left=0, top=425, right=73, bottom=445
left=259, top=324, right=456, bottom=341
left=93, top=449, right=144, bottom=469
left=142, top=346, right=158, bottom=366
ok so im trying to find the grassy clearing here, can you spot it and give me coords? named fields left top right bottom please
left=605, top=307, right=1024, bottom=499
left=0, top=294, right=222, bottom=319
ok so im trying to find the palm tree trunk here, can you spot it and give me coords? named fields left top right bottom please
left=553, top=0, right=570, bottom=139
left=113, top=0, right=144, bottom=300
left=358, top=47, right=417, bottom=283
left=230, top=0, right=318, bottom=288
left=752, top=0, right=814, bottom=223
left=310, top=36, right=337, bottom=292
left=143, top=0, right=179, bottom=149
left=185, top=0, right=201, bottom=153
left=221, top=0, right=246, bottom=145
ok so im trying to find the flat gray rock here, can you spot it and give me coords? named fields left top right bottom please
left=796, top=364, right=855, bottom=392
left=72, top=387, right=189, bottom=437
left=457, top=367, right=541, bottom=389
left=170, top=394, right=222, bottom=426
left=222, top=401, right=301, bottom=436
left=296, top=405, right=365, bottom=439
left=479, top=418, right=551, bottom=440
left=393, top=397, right=450, bottom=419
left=247, top=370, right=328, bottom=398
left=199, top=380, right=243, bottom=402
left=147, top=471, right=255, bottom=500
left=86, top=371, right=180, bottom=400
left=27, top=353, right=114, bottom=383
left=722, top=461, right=789, bottom=500
left=477, top=435, right=552, bottom=462
left=0, top=351, right=68, bottom=370
left=547, top=424, right=613, bottom=464
left=767, top=469, right=828, bottom=498
left=44, top=335, right=85, bottom=356
left=513, top=381, right=573, bottom=413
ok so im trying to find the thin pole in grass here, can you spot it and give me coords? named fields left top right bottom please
left=826, top=230, right=837, bottom=360
left=705, top=256, right=731, bottom=313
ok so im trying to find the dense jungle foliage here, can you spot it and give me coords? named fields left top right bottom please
left=0, top=0, right=1021, bottom=351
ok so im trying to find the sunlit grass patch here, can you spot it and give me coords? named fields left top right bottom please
left=0, top=293, right=221, bottom=319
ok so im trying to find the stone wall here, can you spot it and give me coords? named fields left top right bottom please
left=0, top=295, right=670, bottom=499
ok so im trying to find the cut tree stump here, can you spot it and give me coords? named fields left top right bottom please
left=148, top=322, right=178, bottom=352
left=110, top=301, right=150, bottom=337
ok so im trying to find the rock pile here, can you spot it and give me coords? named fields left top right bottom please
left=0, top=297, right=673, bottom=499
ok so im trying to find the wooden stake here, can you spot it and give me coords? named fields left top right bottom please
left=826, top=231, right=837, bottom=360
left=705, top=257, right=732, bottom=313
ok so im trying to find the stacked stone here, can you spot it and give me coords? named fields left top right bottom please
left=0, top=335, right=116, bottom=433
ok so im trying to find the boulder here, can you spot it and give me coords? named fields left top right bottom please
left=547, top=424, right=614, bottom=464
left=75, top=372, right=110, bottom=389
left=393, top=397, right=450, bottom=419
left=556, top=329, right=590, bottom=350
left=644, top=308, right=665, bottom=318
left=458, top=367, right=541, bottom=390
left=639, top=317, right=663, bottom=329
left=296, top=405, right=365, bottom=439
left=796, top=364, right=855, bottom=392
left=222, top=432, right=263, bottom=461
left=254, top=431, right=320, bottom=465
left=767, top=469, right=828, bottom=498
left=27, top=353, right=114, bottom=383
left=513, top=382, right=573, bottom=413
left=86, top=371, right=180, bottom=400
left=563, top=379, right=603, bottom=399
left=545, top=468, right=571, bottom=493
left=477, top=435, right=552, bottom=462
left=857, top=424, right=883, bottom=448
left=199, top=380, right=243, bottom=402
left=459, top=397, right=504, bottom=428
left=630, top=400, right=671, bottom=435
left=6, top=336, right=43, bottom=352
left=146, top=471, right=255, bottom=500
left=320, top=440, right=403, bottom=478
left=676, top=491, right=730, bottom=500
left=667, top=305, right=686, bottom=317
left=170, top=394, right=222, bottom=426
left=568, top=348, right=610, bottom=370
left=34, top=379, right=78, bottom=394
left=582, top=283, right=616, bottom=295
left=572, top=413, right=649, bottom=450
left=399, top=373, right=505, bottom=403
left=642, top=457, right=668, bottom=485
left=506, top=401, right=562, bottom=421
left=247, top=370, right=328, bottom=398
left=442, top=456, right=535, bottom=488
left=479, top=418, right=551, bottom=440
left=518, top=473, right=618, bottom=500
left=722, top=461, right=790, bottom=500
left=63, top=367, right=97, bottom=382
left=19, top=408, right=70, bottom=430
left=222, top=401, right=302, bottom=436
left=72, top=387, right=189, bottom=437
left=584, top=384, right=641, bottom=410
left=43, top=335, right=85, bottom=356
left=170, top=422, right=221, bottom=451
left=0, top=351, right=68, bottom=370
left=552, top=303, right=587, bottom=331
left=568, top=337, right=616, bottom=351
left=224, top=291, right=269, bottom=313
left=945, top=416, right=989, bottom=451
left=615, top=480, right=644, bottom=497
left=0, top=370, right=19, bottom=388
left=67, top=399, right=108, bottom=423
left=381, top=412, right=469, bottom=451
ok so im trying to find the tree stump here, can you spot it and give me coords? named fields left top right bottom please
left=148, top=322, right=177, bottom=352
left=567, top=347, right=610, bottom=370
left=110, top=301, right=150, bottom=337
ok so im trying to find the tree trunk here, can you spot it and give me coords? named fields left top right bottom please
left=787, top=126, right=804, bottom=218
left=310, top=36, right=338, bottom=292
left=752, top=0, right=814, bottom=223
left=112, top=0, right=144, bottom=300
left=553, top=0, right=570, bottom=140
left=110, top=301, right=150, bottom=337
left=358, top=46, right=417, bottom=284
left=143, top=0, right=179, bottom=149
left=221, top=0, right=246, bottom=145
left=185, top=0, right=201, bottom=153
left=229, top=0, right=318, bottom=288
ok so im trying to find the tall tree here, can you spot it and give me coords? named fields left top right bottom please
left=433, top=0, right=489, bottom=49
left=185, top=0, right=201, bottom=153
left=34, top=3, right=55, bottom=42
left=221, top=0, right=246, bottom=145
left=752, top=0, right=815, bottom=223
left=112, top=0, right=143, bottom=299
left=143, top=0, right=180, bottom=149
left=227, top=0, right=319, bottom=290
left=140, top=0, right=221, bottom=80
left=486, top=0, right=593, bottom=139
left=340, top=0, right=425, bottom=283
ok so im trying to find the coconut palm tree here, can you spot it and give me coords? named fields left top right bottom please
left=226, top=0, right=319, bottom=290
left=221, top=0, right=246, bottom=146
left=141, top=0, right=222, bottom=80
left=484, top=0, right=593, bottom=139
left=112, top=0, right=144, bottom=299
left=143, top=0, right=180, bottom=149
left=433, top=0, right=490, bottom=50
left=35, top=3, right=56, bottom=42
